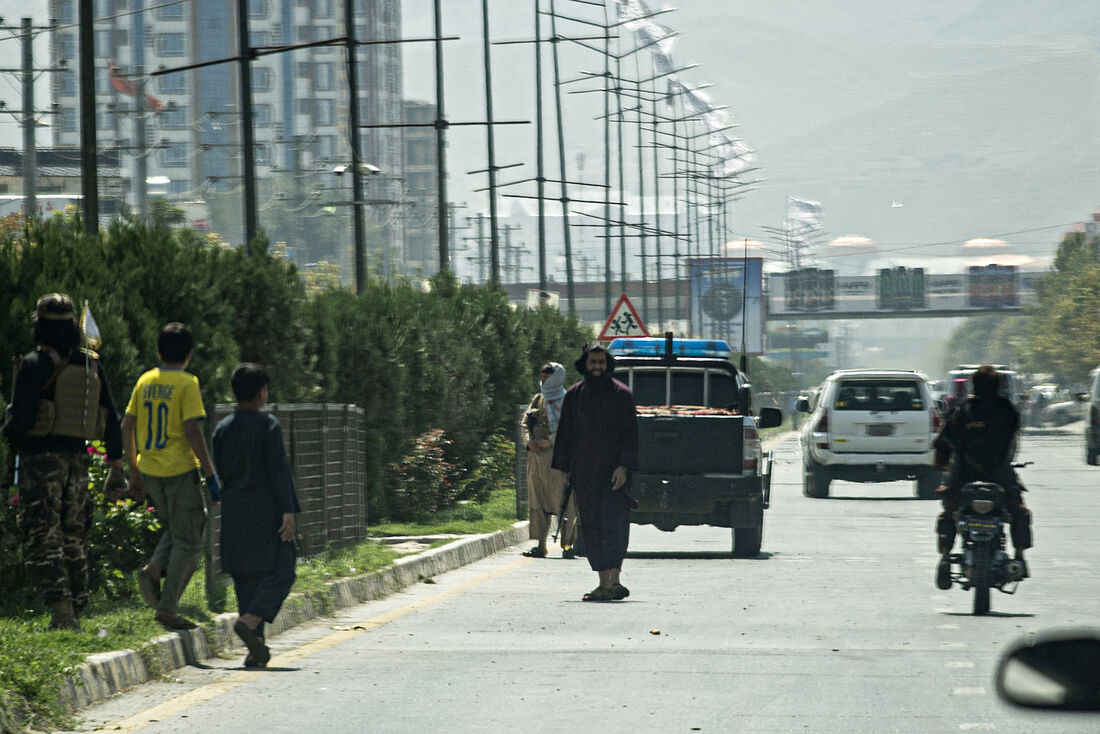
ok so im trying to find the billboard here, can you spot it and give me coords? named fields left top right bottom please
left=877, top=267, right=926, bottom=310
left=784, top=268, right=836, bottom=312
left=688, top=257, right=764, bottom=353
left=967, top=264, right=1018, bottom=308
left=768, top=265, right=1038, bottom=318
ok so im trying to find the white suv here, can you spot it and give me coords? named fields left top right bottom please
left=797, top=369, right=942, bottom=499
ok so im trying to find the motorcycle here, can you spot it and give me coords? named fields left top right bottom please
left=945, top=463, right=1030, bottom=615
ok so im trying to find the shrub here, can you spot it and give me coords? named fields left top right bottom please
left=0, top=484, right=29, bottom=610
left=85, top=445, right=162, bottom=600
left=455, top=433, right=516, bottom=505
left=387, top=429, right=458, bottom=522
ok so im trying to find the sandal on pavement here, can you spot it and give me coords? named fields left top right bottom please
left=582, top=586, right=615, bottom=602
left=234, top=619, right=272, bottom=666
left=522, top=547, right=547, bottom=558
left=611, top=583, right=630, bottom=600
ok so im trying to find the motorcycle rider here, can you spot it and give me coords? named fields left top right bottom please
left=932, top=364, right=1032, bottom=590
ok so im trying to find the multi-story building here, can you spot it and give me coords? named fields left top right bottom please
left=47, top=0, right=404, bottom=263
left=401, top=99, right=437, bottom=273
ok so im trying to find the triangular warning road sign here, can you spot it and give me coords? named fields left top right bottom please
left=597, top=293, right=649, bottom=341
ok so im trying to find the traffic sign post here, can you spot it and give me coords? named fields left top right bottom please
left=597, top=293, right=649, bottom=341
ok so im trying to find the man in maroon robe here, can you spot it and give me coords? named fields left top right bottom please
left=552, top=342, right=639, bottom=601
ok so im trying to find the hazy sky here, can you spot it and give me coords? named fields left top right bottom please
left=2, top=0, right=1097, bottom=271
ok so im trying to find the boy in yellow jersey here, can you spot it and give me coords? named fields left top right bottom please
left=121, top=323, right=220, bottom=630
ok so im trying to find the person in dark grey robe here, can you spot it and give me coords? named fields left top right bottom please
left=211, top=363, right=301, bottom=667
left=552, top=342, right=639, bottom=602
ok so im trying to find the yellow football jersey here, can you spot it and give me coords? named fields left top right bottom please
left=125, top=368, right=205, bottom=477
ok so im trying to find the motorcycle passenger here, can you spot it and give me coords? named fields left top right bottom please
left=943, top=378, right=968, bottom=415
left=932, top=364, right=1032, bottom=590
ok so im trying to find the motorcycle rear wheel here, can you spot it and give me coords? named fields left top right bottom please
left=970, top=542, right=992, bottom=615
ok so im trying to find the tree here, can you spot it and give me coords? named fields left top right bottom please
left=1026, top=230, right=1100, bottom=385
left=148, top=197, right=186, bottom=229
left=942, top=313, right=1031, bottom=375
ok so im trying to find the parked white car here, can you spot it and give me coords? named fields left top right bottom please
left=797, top=369, right=942, bottom=499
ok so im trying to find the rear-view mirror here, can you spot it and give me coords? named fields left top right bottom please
left=995, top=631, right=1100, bottom=711
left=756, top=407, right=782, bottom=429
left=795, top=398, right=810, bottom=413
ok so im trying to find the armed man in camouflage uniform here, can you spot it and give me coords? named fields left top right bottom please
left=1, top=294, right=126, bottom=630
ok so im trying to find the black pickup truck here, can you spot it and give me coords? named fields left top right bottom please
left=608, top=336, right=783, bottom=557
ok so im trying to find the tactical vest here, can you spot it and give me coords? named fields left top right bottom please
left=526, top=394, right=551, bottom=441
left=27, top=348, right=108, bottom=440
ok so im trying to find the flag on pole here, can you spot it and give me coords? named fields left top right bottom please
left=108, top=62, right=165, bottom=112
left=81, top=301, right=102, bottom=350
left=787, top=197, right=824, bottom=230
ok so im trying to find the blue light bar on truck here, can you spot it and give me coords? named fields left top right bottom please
left=607, top=338, right=732, bottom=358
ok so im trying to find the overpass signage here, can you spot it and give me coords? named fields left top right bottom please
left=768, top=265, right=1041, bottom=319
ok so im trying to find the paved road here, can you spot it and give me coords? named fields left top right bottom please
left=69, top=431, right=1099, bottom=733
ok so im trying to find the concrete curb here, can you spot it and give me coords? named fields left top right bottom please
left=59, top=521, right=529, bottom=712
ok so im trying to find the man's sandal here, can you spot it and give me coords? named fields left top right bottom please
left=522, top=547, right=547, bottom=558
left=234, top=620, right=272, bottom=666
left=611, top=583, right=630, bottom=600
left=582, top=586, right=615, bottom=602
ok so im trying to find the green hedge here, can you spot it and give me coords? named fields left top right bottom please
left=0, top=211, right=592, bottom=521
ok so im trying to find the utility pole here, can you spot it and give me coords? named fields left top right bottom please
left=468, top=213, right=487, bottom=283
left=650, top=76, right=664, bottom=328
left=447, top=201, right=468, bottom=268
left=343, top=0, right=367, bottom=290
left=235, top=0, right=258, bottom=251
left=635, top=83, right=648, bottom=323
left=534, top=0, right=547, bottom=291
left=480, top=0, right=501, bottom=284
left=602, top=2, right=613, bottom=315
left=21, top=18, right=35, bottom=217
left=78, top=0, right=99, bottom=232
left=293, top=135, right=306, bottom=262
left=434, top=0, right=450, bottom=273
left=548, top=0, right=576, bottom=312
left=133, top=70, right=149, bottom=217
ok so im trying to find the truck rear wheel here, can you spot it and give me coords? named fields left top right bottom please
left=732, top=525, right=762, bottom=558
left=802, top=460, right=830, bottom=498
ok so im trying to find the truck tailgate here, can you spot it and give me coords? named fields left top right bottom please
left=637, top=414, right=743, bottom=474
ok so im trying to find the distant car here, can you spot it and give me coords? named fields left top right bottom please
left=1042, top=400, right=1086, bottom=427
left=796, top=369, right=941, bottom=499
left=947, top=364, right=1023, bottom=410
left=1086, top=367, right=1100, bottom=465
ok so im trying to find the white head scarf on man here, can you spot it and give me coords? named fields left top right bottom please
left=541, top=362, right=567, bottom=435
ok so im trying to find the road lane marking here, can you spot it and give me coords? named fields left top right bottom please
left=959, top=723, right=996, bottom=731
left=938, top=624, right=961, bottom=630
left=946, top=661, right=974, bottom=669
left=103, top=555, right=534, bottom=732
left=942, top=641, right=969, bottom=648
left=953, top=687, right=986, bottom=695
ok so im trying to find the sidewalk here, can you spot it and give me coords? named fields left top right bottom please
left=1021, top=419, right=1086, bottom=437
left=59, top=522, right=529, bottom=712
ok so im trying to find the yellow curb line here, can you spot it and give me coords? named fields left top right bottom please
left=104, top=556, right=533, bottom=732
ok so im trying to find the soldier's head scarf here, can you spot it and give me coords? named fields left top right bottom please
left=540, top=362, right=567, bottom=434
